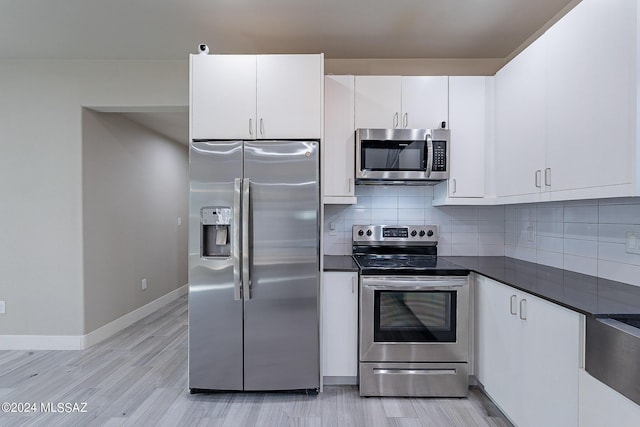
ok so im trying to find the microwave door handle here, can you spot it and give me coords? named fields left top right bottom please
left=426, top=135, right=433, bottom=177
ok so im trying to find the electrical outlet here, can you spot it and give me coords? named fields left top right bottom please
left=329, top=221, right=338, bottom=236
left=177, top=217, right=182, bottom=226
left=0, top=301, right=5, bottom=314
left=141, top=278, right=147, bottom=290
left=527, top=225, right=536, bottom=243
left=626, top=232, right=640, bottom=255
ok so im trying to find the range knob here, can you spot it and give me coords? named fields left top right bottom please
left=427, top=230, right=434, bottom=237
left=411, top=230, right=417, bottom=237
left=358, top=229, right=364, bottom=236
left=419, top=230, right=426, bottom=237
left=366, top=229, right=372, bottom=236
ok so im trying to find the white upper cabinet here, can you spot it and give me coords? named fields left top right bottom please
left=493, top=35, right=547, bottom=200
left=544, top=0, right=636, bottom=197
left=401, top=76, right=449, bottom=129
left=354, top=76, right=448, bottom=129
left=446, top=76, right=488, bottom=198
left=354, top=76, right=402, bottom=129
left=191, top=55, right=257, bottom=140
left=324, top=75, right=356, bottom=203
left=256, top=54, right=323, bottom=139
left=190, top=54, right=323, bottom=140
left=492, top=0, right=639, bottom=203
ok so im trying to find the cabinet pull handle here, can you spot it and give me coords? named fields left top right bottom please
left=402, top=112, right=408, bottom=128
left=393, top=112, right=399, bottom=128
left=347, top=178, right=353, bottom=194
left=351, top=276, right=356, bottom=294
left=535, top=170, right=542, bottom=188
left=519, top=299, right=527, bottom=320
left=545, top=168, right=551, bottom=187
left=510, top=295, right=517, bottom=315
left=452, top=178, right=457, bottom=194
left=259, top=118, right=264, bottom=136
left=249, top=118, right=253, bottom=136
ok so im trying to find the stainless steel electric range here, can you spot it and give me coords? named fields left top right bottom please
left=352, top=224, right=470, bottom=397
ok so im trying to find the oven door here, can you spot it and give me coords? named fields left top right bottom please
left=360, top=276, right=469, bottom=363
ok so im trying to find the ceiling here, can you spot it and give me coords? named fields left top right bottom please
left=2, top=0, right=578, bottom=144
left=1, top=0, right=576, bottom=60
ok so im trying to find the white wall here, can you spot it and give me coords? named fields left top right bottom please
left=82, top=110, right=188, bottom=334
left=324, top=185, right=506, bottom=256
left=325, top=58, right=505, bottom=76
left=0, top=60, right=187, bottom=336
left=506, top=197, right=640, bottom=287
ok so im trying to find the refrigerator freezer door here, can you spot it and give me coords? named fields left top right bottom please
left=243, top=140, right=320, bottom=390
left=188, top=140, right=244, bottom=391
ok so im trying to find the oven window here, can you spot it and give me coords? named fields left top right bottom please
left=374, top=290, right=457, bottom=342
left=361, top=140, right=426, bottom=171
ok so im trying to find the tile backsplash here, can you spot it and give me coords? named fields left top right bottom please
left=323, top=185, right=505, bottom=257
left=324, top=188, right=640, bottom=287
left=505, top=197, right=640, bottom=287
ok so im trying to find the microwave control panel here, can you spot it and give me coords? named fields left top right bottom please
left=432, top=140, right=447, bottom=172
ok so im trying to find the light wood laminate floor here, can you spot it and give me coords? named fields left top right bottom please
left=0, top=295, right=512, bottom=426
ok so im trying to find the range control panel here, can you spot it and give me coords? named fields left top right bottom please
left=353, top=225, right=438, bottom=245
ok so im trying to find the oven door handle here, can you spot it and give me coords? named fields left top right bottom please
left=362, top=278, right=467, bottom=290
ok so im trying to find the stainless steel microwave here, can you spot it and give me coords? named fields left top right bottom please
left=356, top=128, right=450, bottom=183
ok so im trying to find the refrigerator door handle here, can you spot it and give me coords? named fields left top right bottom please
left=242, top=177, right=251, bottom=300
left=233, top=178, right=242, bottom=300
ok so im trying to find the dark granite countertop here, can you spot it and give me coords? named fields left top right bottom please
left=323, top=254, right=640, bottom=317
left=323, top=255, right=359, bottom=272
left=442, top=256, right=640, bottom=318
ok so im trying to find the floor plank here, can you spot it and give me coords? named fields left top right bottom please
left=0, top=295, right=512, bottom=427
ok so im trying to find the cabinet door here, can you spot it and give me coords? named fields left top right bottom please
left=256, top=54, right=322, bottom=139
left=401, top=76, right=448, bottom=129
left=190, top=55, right=257, bottom=140
left=545, top=0, right=635, bottom=195
left=494, top=35, right=547, bottom=199
left=579, top=369, right=640, bottom=427
left=475, top=275, right=521, bottom=423
left=448, top=76, right=486, bottom=198
left=354, top=76, right=402, bottom=129
left=324, top=75, right=355, bottom=199
left=322, top=272, right=358, bottom=378
left=477, top=274, right=582, bottom=427
left=520, top=294, right=580, bottom=427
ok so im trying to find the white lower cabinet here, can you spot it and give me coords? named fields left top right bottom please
left=475, top=274, right=582, bottom=427
left=322, top=272, right=358, bottom=383
left=579, top=369, right=640, bottom=427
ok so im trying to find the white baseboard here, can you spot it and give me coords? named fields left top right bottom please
left=0, top=334, right=86, bottom=351
left=0, top=285, right=188, bottom=351
left=83, top=284, right=188, bottom=348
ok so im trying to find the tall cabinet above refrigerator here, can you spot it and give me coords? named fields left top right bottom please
left=188, top=53, right=323, bottom=393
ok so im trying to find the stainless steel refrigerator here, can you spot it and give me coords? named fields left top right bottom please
left=188, top=139, right=320, bottom=392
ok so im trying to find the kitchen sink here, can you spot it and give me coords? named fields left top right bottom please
left=586, top=315, right=640, bottom=405
left=609, top=315, right=640, bottom=329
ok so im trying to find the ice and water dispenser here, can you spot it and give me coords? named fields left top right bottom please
left=201, top=207, right=232, bottom=257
